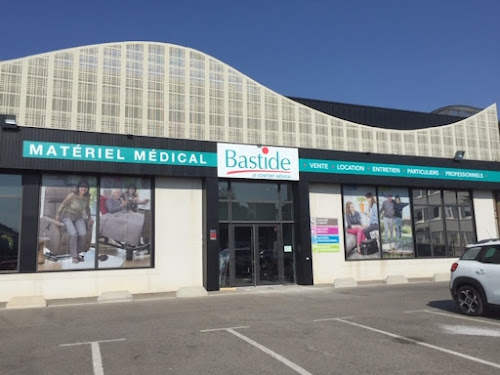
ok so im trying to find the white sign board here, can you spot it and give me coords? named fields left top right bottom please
left=217, top=143, right=299, bottom=181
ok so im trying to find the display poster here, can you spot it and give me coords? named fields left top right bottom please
left=377, top=187, right=415, bottom=258
left=37, top=174, right=153, bottom=271
left=342, top=185, right=381, bottom=260
left=99, top=176, right=152, bottom=268
left=37, top=175, right=97, bottom=271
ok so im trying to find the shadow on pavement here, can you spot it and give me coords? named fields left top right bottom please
left=428, top=299, right=500, bottom=321
left=428, top=299, right=457, bottom=313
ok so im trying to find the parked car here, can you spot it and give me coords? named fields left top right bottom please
left=450, top=239, right=500, bottom=316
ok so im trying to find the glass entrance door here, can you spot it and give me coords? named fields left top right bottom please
left=231, top=224, right=282, bottom=286
left=233, top=226, right=253, bottom=286
left=256, top=225, right=279, bottom=285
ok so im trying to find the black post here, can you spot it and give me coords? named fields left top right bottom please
left=203, top=177, right=220, bottom=291
left=19, top=174, right=41, bottom=273
left=294, top=181, right=313, bottom=285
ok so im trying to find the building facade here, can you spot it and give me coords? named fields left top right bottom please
left=0, top=41, right=499, bottom=302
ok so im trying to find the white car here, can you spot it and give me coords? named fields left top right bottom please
left=450, top=239, right=500, bottom=316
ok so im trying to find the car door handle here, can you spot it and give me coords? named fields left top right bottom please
left=476, top=269, right=486, bottom=275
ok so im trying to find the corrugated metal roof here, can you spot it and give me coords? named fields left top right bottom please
left=288, top=97, right=468, bottom=130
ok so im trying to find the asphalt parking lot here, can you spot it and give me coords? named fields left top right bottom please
left=0, top=282, right=499, bottom=375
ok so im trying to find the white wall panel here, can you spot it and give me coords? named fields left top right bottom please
left=309, top=183, right=461, bottom=285
left=309, top=183, right=344, bottom=284
left=0, top=177, right=203, bottom=302
left=473, top=190, right=498, bottom=240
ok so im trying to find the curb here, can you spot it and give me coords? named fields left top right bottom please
left=0, top=278, right=450, bottom=310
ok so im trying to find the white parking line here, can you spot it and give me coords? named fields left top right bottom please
left=313, top=316, right=354, bottom=322
left=441, top=324, right=500, bottom=337
left=201, top=326, right=313, bottom=375
left=405, top=309, right=500, bottom=327
left=60, top=338, right=125, bottom=375
left=200, top=325, right=250, bottom=332
left=324, top=318, right=500, bottom=370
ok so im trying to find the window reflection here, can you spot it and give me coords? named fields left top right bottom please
left=231, top=202, right=278, bottom=221
left=218, top=182, right=229, bottom=199
left=413, top=189, right=475, bottom=257
left=231, top=182, right=278, bottom=202
left=280, top=184, right=293, bottom=202
left=219, top=181, right=293, bottom=223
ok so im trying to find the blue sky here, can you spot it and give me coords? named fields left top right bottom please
left=1, top=0, right=498, bottom=114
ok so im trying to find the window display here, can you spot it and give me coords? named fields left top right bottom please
left=37, top=175, right=97, bottom=270
left=343, top=185, right=381, bottom=260
left=377, top=187, right=414, bottom=259
left=37, top=175, right=153, bottom=271
left=344, top=184, right=472, bottom=260
left=99, top=177, right=152, bottom=268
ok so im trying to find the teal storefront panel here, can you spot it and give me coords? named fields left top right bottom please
left=23, top=141, right=218, bottom=167
left=21, top=141, right=500, bottom=184
left=300, top=158, right=499, bottom=183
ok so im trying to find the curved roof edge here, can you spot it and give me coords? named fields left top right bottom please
left=0, top=41, right=186, bottom=63
left=1, top=41, right=498, bottom=137
left=290, top=97, right=497, bottom=131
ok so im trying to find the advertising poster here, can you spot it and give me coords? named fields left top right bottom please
left=378, top=187, right=414, bottom=258
left=37, top=175, right=153, bottom=271
left=342, top=185, right=381, bottom=260
left=37, top=175, right=97, bottom=271
left=99, top=177, right=152, bottom=268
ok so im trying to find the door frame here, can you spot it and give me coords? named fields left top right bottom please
left=229, top=223, right=283, bottom=286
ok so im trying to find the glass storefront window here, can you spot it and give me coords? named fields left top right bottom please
left=231, top=202, right=278, bottom=221
left=343, top=185, right=381, bottom=260
left=218, top=181, right=294, bottom=288
left=219, top=202, right=228, bottom=221
left=443, top=190, right=457, bottom=205
left=280, top=184, right=293, bottom=202
left=37, top=175, right=153, bottom=271
left=99, top=177, right=152, bottom=269
left=445, top=190, right=474, bottom=257
left=231, top=182, right=278, bottom=202
left=0, top=175, right=22, bottom=271
left=344, top=185, right=474, bottom=260
left=218, top=181, right=229, bottom=199
left=38, top=175, right=98, bottom=271
left=218, top=223, right=229, bottom=288
left=281, top=203, right=294, bottom=221
left=413, top=189, right=475, bottom=258
left=220, top=181, right=292, bottom=223
left=377, top=187, right=414, bottom=259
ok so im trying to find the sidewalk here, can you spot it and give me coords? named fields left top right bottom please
left=0, top=278, right=447, bottom=310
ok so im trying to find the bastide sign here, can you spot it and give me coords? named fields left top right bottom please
left=217, top=143, right=299, bottom=181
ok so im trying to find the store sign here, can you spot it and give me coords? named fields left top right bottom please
left=22, top=141, right=217, bottom=167
left=22, top=141, right=498, bottom=184
left=217, top=143, right=299, bottom=180
left=311, top=218, right=340, bottom=253
left=300, top=158, right=500, bottom=183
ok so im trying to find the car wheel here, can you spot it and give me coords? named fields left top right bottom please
left=456, top=285, right=484, bottom=316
